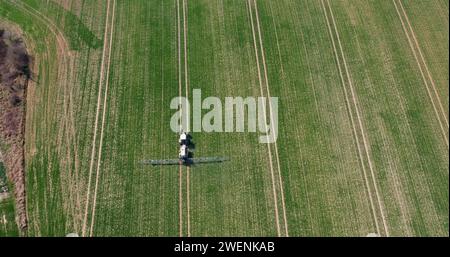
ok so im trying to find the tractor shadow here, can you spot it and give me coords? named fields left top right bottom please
left=186, top=134, right=196, bottom=152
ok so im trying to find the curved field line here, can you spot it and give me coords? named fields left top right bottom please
left=325, top=0, right=390, bottom=236
left=320, top=0, right=384, bottom=236
left=10, top=1, right=71, bottom=55
left=28, top=0, right=81, bottom=235
left=81, top=0, right=112, bottom=237
left=88, top=0, right=117, bottom=237
left=246, top=0, right=281, bottom=237
left=253, top=0, right=289, bottom=237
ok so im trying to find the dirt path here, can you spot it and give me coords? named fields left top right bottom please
left=392, top=0, right=449, bottom=147
left=253, top=0, right=289, bottom=237
left=81, top=0, right=113, bottom=237
left=320, top=0, right=390, bottom=236
left=246, top=0, right=281, bottom=237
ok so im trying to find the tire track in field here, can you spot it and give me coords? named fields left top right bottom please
left=320, top=0, right=389, bottom=236
left=182, top=0, right=191, bottom=238
left=246, top=0, right=282, bottom=237
left=159, top=0, right=167, bottom=228
left=392, top=0, right=449, bottom=148
left=252, top=0, right=289, bottom=237
left=397, top=0, right=449, bottom=127
left=267, top=1, right=285, bottom=78
left=326, top=0, right=390, bottom=236
left=88, top=0, right=117, bottom=237
left=269, top=1, right=319, bottom=234
left=67, top=56, right=82, bottom=232
left=176, top=0, right=183, bottom=237
left=10, top=1, right=71, bottom=56
left=81, top=0, right=114, bottom=237
left=63, top=0, right=83, bottom=232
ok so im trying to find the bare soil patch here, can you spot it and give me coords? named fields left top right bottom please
left=0, top=28, right=32, bottom=231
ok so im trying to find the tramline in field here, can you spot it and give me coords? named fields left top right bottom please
left=141, top=132, right=229, bottom=166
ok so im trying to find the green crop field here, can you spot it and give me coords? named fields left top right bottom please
left=0, top=161, right=18, bottom=237
left=0, top=0, right=447, bottom=237
left=0, top=197, right=18, bottom=237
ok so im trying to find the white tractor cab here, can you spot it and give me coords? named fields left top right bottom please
left=178, top=132, right=190, bottom=160
left=179, top=132, right=188, bottom=145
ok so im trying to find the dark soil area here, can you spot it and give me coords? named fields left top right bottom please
left=0, top=28, right=32, bottom=232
